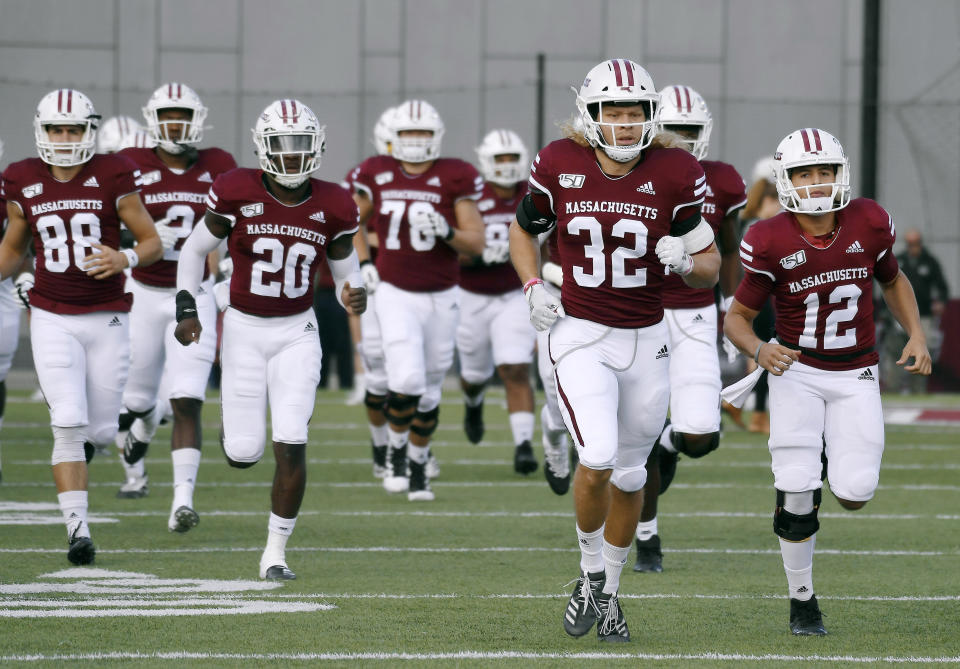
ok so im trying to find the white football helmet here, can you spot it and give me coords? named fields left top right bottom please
left=119, top=129, right=157, bottom=150
left=476, top=129, right=529, bottom=187
left=574, top=59, right=659, bottom=162
left=656, top=85, right=713, bottom=160
left=373, top=106, right=396, bottom=156
left=252, top=99, right=325, bottom=188
left=774, top=128, right=851, bottom=214
left=34, top=89, right=100, bottom=167
left=97, top=115, right=142, bottom=153
left=143, top=82, right=207, bottom=154
left=389, top=100, right=444, bottom=163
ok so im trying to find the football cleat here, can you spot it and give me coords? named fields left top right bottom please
left=563, top=570, right=605, bottom=637
left=596, top=592, right=630, bottom=642
left=123, top=432, right=150, bottom=465
left=116, top=474, right=149, bottom=499
left=372, top=443, right=387, bottom=479
left=383, top=444, right=409, bottom=493
left=168, top=505, right=199, bottom=533
left=67, top=525, right=96, bottom=566
left=425, top=450, right=440, bottom=479
left=632, top=535, right=663, bottom=573
left=260, top=561, right=296, bottom=580
left=407, top=459, right=434, bottom=501
left=514, top=440, right=538, bottom=475
left=543, top=430, right=570, bottom=495
left=790, top=595, right=827, bottom=636
left=463, top=403, right=484, bottom=444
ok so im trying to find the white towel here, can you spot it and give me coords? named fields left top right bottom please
left=720, top=367, right=766, bottom=408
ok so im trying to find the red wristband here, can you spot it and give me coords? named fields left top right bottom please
left=523, top=278, right=544, bottom=294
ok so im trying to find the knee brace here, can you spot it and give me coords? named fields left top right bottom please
left=220, top=430, right=259, bottom=469
left=410, top=406, right=439, bottom=437
left=385, top=392, right=420, bottom=427
left=773, top=488, right=821, bottom=541
left=364, top=391, right=387, bottom=412
left=51, top=426, right=87, bottom=465
left=609, top=463, right=647, bottom=493
left=672, top=431, right=720, bottom=459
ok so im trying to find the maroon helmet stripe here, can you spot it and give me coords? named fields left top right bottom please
left=812, top=128, right=822, bottom=151
left=282, top=100, right=289, bottom=123
left=57, top=89, right=63, bottom=112
left=67, top=90, right=73, bottom=113
left=611, top=59, right=624, bottom=87
left=673, top=86, right=682, bottom=111
left=800, top=129, right=812, bottom=152
left=168, top=83, right=173, bottom=98
left=683, top=86, right=692, bottom=112
left=624, top=60, right=634, bottom=87
left=290, top=99, right=297, bottom=119
left=177, top=83, right=182, bottom=98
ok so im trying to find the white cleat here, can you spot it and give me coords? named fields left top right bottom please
left=259, top=552, right=296, bottom=580
left=116, top=474, right=149, bottom=499
left=168, top=505, right=199, bottom=533
left=425, top=452, right=440, bottom=479
left=383, top=475, right=409, bottom=493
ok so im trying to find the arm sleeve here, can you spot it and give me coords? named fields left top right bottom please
left=177, top=222, right=224, bottom=296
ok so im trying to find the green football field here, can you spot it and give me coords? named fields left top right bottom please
left=0, top=389, right=958, bottom=667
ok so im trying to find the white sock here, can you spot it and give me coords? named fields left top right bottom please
left=171, top=448, right=201, bottom=509
left=130, top=407, right=160, bottom=443
left=408, top=444, right=428, bottom=464
left=659, top=423, right=676, bottom=454
left=265, top=512, right=297, bottom=560
left=576, top=524, right=605, bottom=573
left=601, top=540, right=631, bottom=595
left=636, top=518, right=658, bottom=541
left=508, top=411, right=535, bottom=445
left=387, top=428, right=408, bottom=451
left=58, top=490, right=89, bottom=539
left=369, top=422, right=389, bottom=448
left=463, top=390, right=485, bottom=408
left=779, top=536, right=816, bottom=600
left=121, top=456, right=145, bottom=480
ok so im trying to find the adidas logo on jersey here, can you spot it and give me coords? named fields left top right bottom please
left=309, top=212, right=326, bottom=223
left=846, top=240, right=865, bottom=253
left=304, top=322, right=316, bottom=332
left=108, top=316, right=122, bottom=327
left=426, top=176, right=442, bottom=187
left=692, top=313, right=704, bottom=322
left=197, top=171, right=213, bottom=183
left=83, top=176, right=99, bottom=187
left=655, top=345, right=669, bottom=360
left=636, top=181, right=656, bottom=195
left=858, top=368, right=875, bottom=381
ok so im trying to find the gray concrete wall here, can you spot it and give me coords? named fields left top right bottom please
left=1, top=0, right=958, bottom=294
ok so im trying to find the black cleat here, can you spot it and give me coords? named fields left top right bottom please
left=463, top=403, right=485, bottom=444
left=372, top=443, right=387, bottom=479
left=790, top=595, right=827, bottom=636
left=123, top=432, right=149, bottom=465
left=596, top=592, right=630, bottom=642
left=632, top=535, right=663, bottom=573
left=169, top=505, right=199, bottom=533
left=513, top=440, right=538, bottom=475
left=543, top=445, right=570, bottom=496
left=263, top=565, right=297, bottom=580
left=67, top=529, right=96, bottom=566
left=407, top=459, right=435, bottom=501
left=563, top=570, right=604, bottom=637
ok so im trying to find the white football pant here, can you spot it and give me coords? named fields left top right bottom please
left=456, top=288, right=535, bottom=384
left=663, top=306, right=722, bottom=434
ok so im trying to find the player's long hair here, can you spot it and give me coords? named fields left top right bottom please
left=558, top=117, right=686, bottom=152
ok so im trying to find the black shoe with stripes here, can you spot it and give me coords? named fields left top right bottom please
left=562, top=570, right=605, bottom=637
left=790, top=595, right=827, bottom=636
left=596, top=592, right=630, bottom=642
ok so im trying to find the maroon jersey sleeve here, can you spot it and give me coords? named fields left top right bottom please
left=447, top=160, right=484, bottom=205
left=109, top=153, right=143, bottom=204
left=710, top=161, right=748, bottom=218
left=206, top=169, right=242, bottom=226
left=663, top=148, right=706, bottom=229
left=734, top=221, right=775, bottom=310
left=527, top=144, right=560, bottom=216
left=865, top=200, right=899, bottom=283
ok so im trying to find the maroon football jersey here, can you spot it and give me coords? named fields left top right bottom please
left=529, top=139, right=705, bottom=328
left=121, top=147, right=236, bottom=288
left=352, top=155, right=483, bottom=292
left=661, top=159, right=746, bottom=309
left=206, top=169, right=358, bottom=317
left=735, top=198, right=899, bottom=371
left=1, top=155, right=140, bottom=314
left=459, top=181, right=525, bottom=295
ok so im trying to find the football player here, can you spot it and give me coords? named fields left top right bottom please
left=510, top=59, right=720, bottom=641
left=457, top=129, right=538, bottom=475
left=175, top=99, right=365, bottom=580
left=97, top=116, right=142, bottom=154
left=631, top=85, right=747, bottom=573
left=351, top=100, right=485, bottom=501
left=0, top=89, right=163, bottom=565
left=111, top=83, right=237, bottom=535
left=724, top=128, right=931, bottom=635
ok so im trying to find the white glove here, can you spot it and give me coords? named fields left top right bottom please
left=213, top=280, right=230, bottom=312
left=541, top=261, right=563, bottom=288
left=12, top=272, right=34, bottom=310
left=524, top=280, right=565, bottom=332
left=154, top=218, right=178, bottom=252
left=721, top=336, right=739, bottom=364
left=655, top=236, right=694, bottom=276
left=411, top=210, right=453, bottom=241
left=719, top=295, right=733, bottom=313
left=218, top=255, right=234, bottom=280
left=481, top=241, right=510, bottom=265
left=360, top=260, right=380, bottom=294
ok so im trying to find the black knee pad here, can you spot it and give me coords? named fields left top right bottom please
left=364, top=391, right=387, bottom=412
left=773, top=489, right=821, bottom=541
left=410, top=406, right=440, bottom=437
left=385, top=392, right=420, bottom=426
left=83, top=441, right=95, bottom=464
left=672, top=431, right=720, bottom=459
